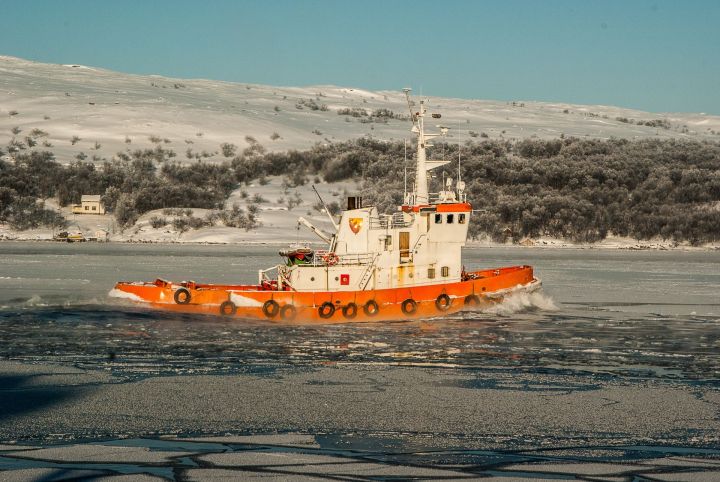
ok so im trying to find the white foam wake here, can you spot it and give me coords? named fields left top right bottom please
left=482, top=291, right=559, bottom=315
left=24, top=294, right=47, bottom=307
left=107, top=288, right=144, bottom=302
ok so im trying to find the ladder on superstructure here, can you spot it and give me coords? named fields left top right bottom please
left=358, top=253, right=379, bottom=290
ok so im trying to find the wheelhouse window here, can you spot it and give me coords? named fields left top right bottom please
left=434, top=213, right=442, bottom=224
left=459, top=213, right=466, bottom=224
left=446, top=214, right=454, bottom=224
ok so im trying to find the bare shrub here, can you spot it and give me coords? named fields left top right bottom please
left=149, top=216, right=168, bottom=228
left=221, top=142, right=237, bottom=157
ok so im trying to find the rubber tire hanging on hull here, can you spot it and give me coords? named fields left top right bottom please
left=280, top=304, right=297, bottom=321
left=219, top=301, right=236, bottom=316
left=262, top=300, right=280, bottom=318
left=401, top=299, right=417, bottom=315
left=435, top=294, right=451, bottom=311
left=318, top=302, right=335, bottom=319
left=342, top=303, right=358, bottom=319
left=174, top=288, right=191, bottom=305
left=464, top=295, right=480, bottom=307
left=363, top=300, right=379, bottom=316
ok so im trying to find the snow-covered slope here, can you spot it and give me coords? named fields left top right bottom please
left=2, top=55, right=719, bottom=164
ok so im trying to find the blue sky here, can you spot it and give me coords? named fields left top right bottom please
left=3, top=0, right=719, bottom=114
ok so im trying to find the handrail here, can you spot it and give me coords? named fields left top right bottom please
left=258, top=265, right=279, bottom=283
left=294, top=251, right=379, bottom=267
left=368, top=213, right=413, bottom=229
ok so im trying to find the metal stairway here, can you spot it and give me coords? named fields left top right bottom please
left=358, top=254, right=379, bottom=290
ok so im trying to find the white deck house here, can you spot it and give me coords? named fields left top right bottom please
left=272, top=92, right=471, bottom=293
left=71, top=195, right=105, bottom=215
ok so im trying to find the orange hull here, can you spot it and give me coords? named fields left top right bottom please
left=111, top=265, right=538, bottom=323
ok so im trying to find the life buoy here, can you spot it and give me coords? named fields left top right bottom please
left=174, top=287, right=191, bottom=304
left=322, top=252, right=339, bottom=266
left=363, top=300, right=379, bottom=316
left=280, top=304, right=297, bottom=320
left=401, top=298, right=417, bottom=315
left=219, top=301, right=236, bottom=316
left=464, top=295, right=480, bottom=306
left=435, top=294, right=451, bottom=311
left=318, top=301, right=335, bottom=319
left=262, top=299, right=280, bottom=318
left=342, top=303, right=358, bottom=319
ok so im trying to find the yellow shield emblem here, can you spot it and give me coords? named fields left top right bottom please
left=349, top=218, right=363, bottom=234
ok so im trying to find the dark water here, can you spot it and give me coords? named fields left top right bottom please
left=2, top=242, right=720, bottom=477
left=0, top=242, right=719, bottom=381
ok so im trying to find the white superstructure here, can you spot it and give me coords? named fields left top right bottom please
left=270, top=89, right=471, bottom=292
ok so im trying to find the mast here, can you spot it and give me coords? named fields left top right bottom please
left=403, top=88, right=445, bottom=206
left=414, top=100, right=429, bottom=204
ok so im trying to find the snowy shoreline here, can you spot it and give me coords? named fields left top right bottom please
left=1, top=231, right=718, bottom=251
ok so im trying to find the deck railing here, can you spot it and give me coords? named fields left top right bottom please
left=368, top=213, right=413, bottom=229
left=292, top=250, right=378, bottom=267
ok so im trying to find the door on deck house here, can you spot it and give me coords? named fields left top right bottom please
left=399, top=231, right=410, bottom=263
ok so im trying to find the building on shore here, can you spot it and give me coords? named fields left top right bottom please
left=71, top=195, right=105, bottom=215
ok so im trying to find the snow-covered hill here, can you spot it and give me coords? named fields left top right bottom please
left=2, top=55, right=719, bottom=164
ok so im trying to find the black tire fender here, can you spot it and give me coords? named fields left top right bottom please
left=342, top=303, right=358, bottom=319
left=262, top=299, right=280, bottom=318
left=401, top=298, right=417, bottom=315
left=219, top=300, right=236, bottom=316
left=435, top=294, right=451, bottom=311
left=280, top=304, right=297, bottom=320
left=464, top=294, right=480, bottom=306
left=174, top=287, right=191, bottom=305
left=318, top=301, right=335, bottom=319
left=363, top=300, right=379, bottom=316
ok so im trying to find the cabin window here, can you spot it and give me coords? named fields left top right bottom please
left=459, top=213, right=466, bottom=224
left=92, top=206, right=96, bottom=211
left=441, top=266, right=449, bottom=277
left=434, top=213, right=442, bottom=224
left=84, top=206, right=89, bottom=211
left=447, top=214, right=454, bottom=224
left=428, top=268, right=436, bottom=279
left=384, top=236, right=392, bottom=250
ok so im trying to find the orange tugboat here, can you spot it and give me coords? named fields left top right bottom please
left=110, top=89, right=540, bottom=322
